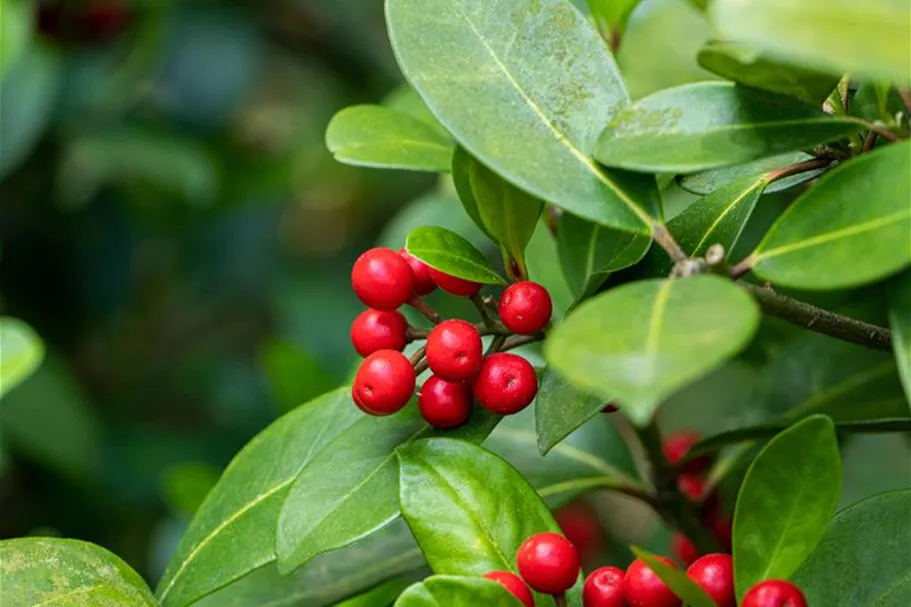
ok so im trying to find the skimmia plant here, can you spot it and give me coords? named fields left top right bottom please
left=2, top=0, right=910, bottom=606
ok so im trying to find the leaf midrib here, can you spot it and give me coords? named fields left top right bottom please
left=607, top=115, right=858, bottom=139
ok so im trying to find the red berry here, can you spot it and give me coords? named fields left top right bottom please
left=499, top=281, right=552, bottom=335
left=686, top=554, right=734, bottom=607
left=663, top=430, right=712, bottom=474
left=418, top=376, right=473, bottom=429
left=554, top=501, right=602, bottom=561
left=583, top=566, right=627, bottom=607
left=741, top=580, right=807, bottom=607
left=399, top=249, right=436, bottom=296
left=350, top=309, right=408, bottom=357
left=352, top=350, right=415, bottom=415
left=671, top=533, right=700, bottom=567
left=428, top=267, right=482, bottom=297
left=516, top=532, right=580, bottom=595
left=351, top=247, right=415, bottom=310
left=473, top=353, right=538, bottom=415
left=483, top=571, right=534, bottom=607
left=677, top=474, right=706, bottom=503
left=426, top=320, right=483, bottom=382
left=624, top=557, right=681, bottom=607
left=602, top=403, right=620, bottom=414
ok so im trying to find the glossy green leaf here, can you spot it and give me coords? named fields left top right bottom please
left=678, top=152, right=822, bottom=196
left=452, top=147, right=544, bottom=277
left=630, top=547, right=716, bottom=607
left=0, top=538, right=157, bottom=607
left=396, top=576, right=524, bottom=607
left=0, top=0, right=32, bottom=76
left=558, top=213, right=651, bottom=298
left=398, top=438, right=581, bottom=606
left=259, top=339, right=338, bottom=414
left=546, top=276, right=760, bottom=425
left=533, top=369, right=606, bottom=455
left=751, top=141, right=911, bottom=290
left=406, top=226, right=506, bottom=285
left=733, top=416, right=842, bottom=598
left=793, top=489, right=911, bottom=606
left=594, top=82, right=861, bottom=173
left=162, top=463, right=221, bottom=518
left=276, top=405, right=499, bottom=575
left=697, top=41, right=839, bottom=106
left=0, top=317, right=44, bottom=400
left=585, top=0, right=642, bottom=31
left=525, top=222, right=574, bottom=321
left=326, top=105, right=454, bottom=173
left=387, top=0, right=660, bottom=234
left=384, top=84, right=449, bottom=137
left=889, top=272, right=911, bottom=405
left=337, top=577, right=416, bottom=607
left=710, top=0, right=911, bottom=85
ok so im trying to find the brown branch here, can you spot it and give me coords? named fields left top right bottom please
left=408, top=297, right=442, bottom=325
left=764, top=157, right=833, bottom=183
left=862, top=131, right=878, bottom=153
left=651, top=223, right=688, bottom=264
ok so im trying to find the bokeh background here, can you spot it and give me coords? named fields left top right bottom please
left=1, top=0, right=908, bottom=592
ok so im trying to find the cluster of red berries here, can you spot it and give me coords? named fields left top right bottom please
left=349, top=246, right=552, bottom=427
left=482, top=531, right=580, bottom=607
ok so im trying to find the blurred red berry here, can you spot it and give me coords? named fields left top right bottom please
left=671, top=532, right=700, bottom=567
left=624, top=557, right=681, bottom=607
left=554, top=501, right=602, bottom=561
left=663, top=430, right=712, bottom=474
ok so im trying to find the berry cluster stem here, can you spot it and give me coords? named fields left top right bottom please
left=471, top=292, right=498, bottom=328
left=409, top=297, right=442, bottom=325
left=553, top=592, right=568, bottom=607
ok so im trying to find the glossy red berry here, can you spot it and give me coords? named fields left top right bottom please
left=350, top=309, right=408, bottom=357
left=516, top=532, right=580, bottom=595
left=741, top=580, right=807, bottom=607
left=352, top=350, right=415, bottom=415
left=499, top=281, right=552, bottom=335
left=624, top=557, right=681, bottom=607
left=351, top=247, right=415, bottom=310
left=418, top=376, right=472, bottom=428
left=670, top=533, right=700, bottom=567
left=583, top=566, right=627, bottom=607
left=426, top=320, right=483, bottom=382
left=554, top=501, right=602, bottom=561
left=483, top=571, right=534, bottom=607
left=473, top=353, right=538, bottom=415
left=428, top=267, right=482, bottom=297
left=687, top=554, right=734, bottom=607
left=399, top=249, right=436, bottom=296
left=663, top=430, right=712, bottom=474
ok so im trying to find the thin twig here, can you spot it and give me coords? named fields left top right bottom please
left=486, top=334, right=508, bottom=355
left=554, top=593, right=568, bottom=607
left=862, top=131, right=878, bottom=153
left=406, top=327, right=429, bottom=341
left=500, top=334, right=544, bottom=352
left=860, top=120, right=901, bottom=142
left=471, top=292, right=497, bottom=328
left=764, top=157, right=833, bottom=183
left=899, top=89, right=911, bottom=115
left=651, top=223, right=688, bottom=264
left=409, top=346, right=427, bottom=367
left=408, top=297, right=442, bottom=325
left=729, top=257, right=754, bottom=280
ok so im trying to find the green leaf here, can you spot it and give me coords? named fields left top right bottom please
left=595, top=82, right=862, bottom=173
left=678, top=152, right=822, bottom=196
left=889, top=272, right=911, bottom=406
left=0, top=0, right=32, bottom=76
left=750, top=141, right=911, bottom=290
left=0, top=538, right=157, bottom=607
left=558, top=213, right=651, bottom=298
left=710, top=0, right=911, bottom=85
left=630, top=547, right=716, bottom=607
left=258, top=339, right=338, bottom=414
left=396, top=576, right=524, bottom=607
left=384, top=84, right=450, bottom=137
left=533, top=369, right=606, bottom=455
left=0, top=317, right=44, bottom=400
left=525, top=222, right=575, bottom=321
left=733, top=415, right=842, bottom=599
left=162, top=462, right=221, bottom=518
left=585, top=0, right=642, bottom=32
left=397, top=439, right=581, bottom=606
left=546, top=276, right=760, bottom=425
left=275, top=405, right=499, bottom=575
left=405, top=226, right=506, bottom=285
left=386, top=0, right=660, bottom=234
left=793, top=489, right=911, bottom=606
left=452, top=147, right=544, bottom=276
left=697, top=41, right=839, bottom=106
left=378, top=190, right=487, bottom=252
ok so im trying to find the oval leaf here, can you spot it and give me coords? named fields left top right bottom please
left=710, top=0, right=911, bottom=85
left=750, top=141, right=911, bottom=290
left=678, top=151, right=822, bottom=196
left=630, top=547, right=716, bottom=607
left=406, top=226, right=506, bottom=284
left=546, top=276, right=760, bottom=425
left=534, top=369, right=606, bottom=455
left=397, top=438, right=581, bottom=606
left=594, top=82, right=861, bottom=173
left=386, top=0, right=660, bottom=233
left=793, top=489, right=911, bottom=606
left=526, top=221, right=575, bottom=321
left=888, top=272, right=911, bottom=406
left=326, top=105, right=454, bottom=172
left=1, top=538, right=157, bottom=607
left=396, top=576, right=524, bottom=607
left=733, top=415, right=842, bottom=599
left=0, top=317, right=44, bottom=399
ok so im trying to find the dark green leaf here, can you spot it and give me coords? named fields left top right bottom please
left=326, top=105, right=454, bottom=173
left=678, top=152, right=822, bottom=196
left=733, top=415, right=842, bottom=598
left=0, top=0, right=32, bottom=77
left=533, top=369, right=606, bottom=455
left=793, top=490, right=911, bottom=606
left=162, top=463, right=221, bottom=518
left=710, top=0, right=911, bottom=85
left=751, top=141, right=911, bottom=290
left=0, top=538, right=157, bottom=607
left=595, top=82, right=861, bottom=173
left=0, top=317, right=44, bottom=399
left=406, top=226, right=506, bottom=285
left=558, top=213, right=651, bottom=298
left=546, top=276, right=760, bottom=425
left=525, top=222, right=574, bottom=321
left=258, top=339, right=338, bottom=414
left=387, top=0, right=660, bottom=233
left=697, top=41, right=838, bottom=105
left=851, top=82, right=905, bottom=125
left=888, top=272, right=911, bottom=406
left=630, top=547, right=716, bottom=607
left=397, top=438, right=581, bottom=606
left=396, top=576, right=524, bottom=607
